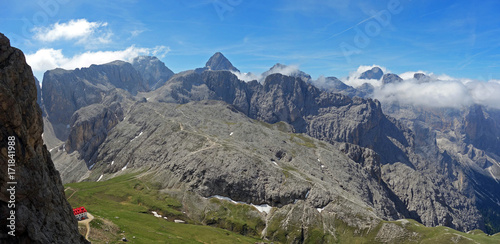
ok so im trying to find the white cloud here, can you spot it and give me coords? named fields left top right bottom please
left=342, top=65, right=388, bottom=88
left=231, top=71, right=261, bottom=82
left=314, top=75, right=330, bottom=89
left=130, top=29, right=145, bottom=38
left=331, top=65, right=500, bottom=109
left=264, top=64, right=301, bottom=77
left=25, top=45, right=170, bottom=76
left=374, top=80, right=473, bottom=108
left=399, top=71, right=425, bottom=80
left=313, top=75, right=347, bottom=90
left=32, top=19, right=111, bottom=47
left=373, top=75, right=500, bottom=109
left=150, top=46, right=170, bottom=59
left=231, top=63, right=304, bottom=83
left=465, top=81, right=500, bottom=109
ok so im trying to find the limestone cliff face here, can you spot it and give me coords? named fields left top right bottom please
left=42, top=60, right=147, bottom=141
left=0, top=33, right=87, bottom=243
left=65, top=102, right=124, bottom=167
left=380, top=100, right=500, bottom=233
left=463, top=105, right=500, bottom=153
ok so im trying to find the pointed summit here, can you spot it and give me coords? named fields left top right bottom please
left=205, top=52, right=239, bottom=72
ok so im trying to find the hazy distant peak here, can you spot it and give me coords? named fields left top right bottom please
left=381, top=73, right=403, bottom=85
left=359, top=67, right=384, bottom=80
left=413, top=73, right=431, bottom=82
left=262, top=63, right=311, bottom=82
left=132, top=55, right=160, bottom=63
left=270, top=63, right=287, bottom=69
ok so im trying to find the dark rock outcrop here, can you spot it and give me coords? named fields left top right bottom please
left=0, top=33, right=87, bottom=243
left=132, top=56, right=174, bottom=90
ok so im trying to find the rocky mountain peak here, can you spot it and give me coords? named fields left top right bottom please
left=360, top=67, right=384, bottom=80
left=205, top=52, right=239, bottom=72
left=132, top=56, right=174, bottom=90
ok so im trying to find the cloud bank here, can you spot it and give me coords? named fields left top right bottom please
left=371, top=70, right=500, bottom=109
left=25, top=45, right=170, bottom=78
left=342, top=65, right=389, bottom=88
left=315, top=65, right=500, bottom=110
left=232, top=64, right=303, bottom=83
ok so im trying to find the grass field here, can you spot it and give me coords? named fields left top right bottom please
left=65, top=173, right=265, bottom=243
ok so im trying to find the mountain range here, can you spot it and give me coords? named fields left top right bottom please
left=3, top=31, right=500, bottom=242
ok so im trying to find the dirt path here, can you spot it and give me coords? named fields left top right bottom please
left=66, top=189, right=78, bottom=200
left=78, top=213, right=94, bottom=240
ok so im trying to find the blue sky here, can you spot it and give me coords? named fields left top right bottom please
left=2, top=0, right=500, bottom=82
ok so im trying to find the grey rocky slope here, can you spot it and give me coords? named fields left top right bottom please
left=132, top=56, right=174, bottom=90
left=88, top=100, right=404, bottom=241
left=64, top=89, right=135, bottom=168
left=0, top=33, right=87, bottom=243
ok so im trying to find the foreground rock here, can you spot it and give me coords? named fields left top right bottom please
left=0, top=33, right=87, bottom=243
